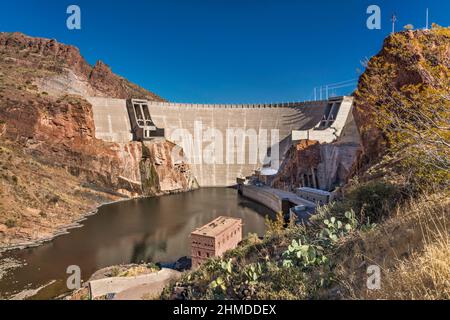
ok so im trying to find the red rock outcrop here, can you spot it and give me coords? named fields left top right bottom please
left=352, top=29, right=450, bottom=171
left=271, top=140, right=321, bottom=191
left=0, top=32, right=165, bottom=101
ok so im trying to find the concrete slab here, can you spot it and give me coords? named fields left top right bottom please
left=88, top=268, right=181, bottom=300
left=241, top=185, right=316, bottom=213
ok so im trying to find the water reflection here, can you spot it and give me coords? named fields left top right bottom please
left=0, top=188, right=272, bottom=299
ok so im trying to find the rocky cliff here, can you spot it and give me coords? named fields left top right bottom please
left=353, top=28, right=450, bottom=173
left=162, top=28, right=449, bottom=301
left=0, top=32, right=197, bottom=248
left=0, top=32, right=165, bottom=101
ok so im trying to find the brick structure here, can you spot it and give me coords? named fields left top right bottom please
left=190, top=216, right=243, bottom=268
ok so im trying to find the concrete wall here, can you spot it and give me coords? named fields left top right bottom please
left=291, top=96, right=354, bottom=143
left=87, top=97, right=133, bottom=143
left=241, top=185, right=316, bottom=214
left=88, top=268, right=180, bottom=299
left=241, top=185, right=283, bottom=213
left=88, top=97, right=353, bottom=186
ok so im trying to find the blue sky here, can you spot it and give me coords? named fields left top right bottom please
left=0, top=0, right=448, bottom=103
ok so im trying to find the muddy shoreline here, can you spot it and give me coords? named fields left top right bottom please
left=0, top=198, right=127, bottom=254
left=0, top=187, right=198, bottom=254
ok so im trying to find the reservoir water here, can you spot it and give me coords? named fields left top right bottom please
left=0, top=188, right=273, bottom=299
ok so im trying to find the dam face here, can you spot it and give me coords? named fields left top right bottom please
left=87, top=96, right=354, bottom=187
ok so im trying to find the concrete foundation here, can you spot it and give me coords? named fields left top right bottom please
left=88, top=268, right=181, bottom=300
left=241, top=185, right=316, bottom=214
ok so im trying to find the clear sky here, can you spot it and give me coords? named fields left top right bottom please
left=0, top=0, right=448, bottom=103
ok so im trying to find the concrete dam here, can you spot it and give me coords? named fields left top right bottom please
left=87, top=96, right=354, bottom=187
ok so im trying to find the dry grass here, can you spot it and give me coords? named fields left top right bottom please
left=369, top=235, right=449, bottom=300
left=118, top=264, right=160, bottom=277
left=334, top=192, right=449, bottom=300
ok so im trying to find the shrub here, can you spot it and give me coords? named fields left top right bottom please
left=282, top=238, right=327, bottom=269
left=345, top=181, right=401, bottom=223
left=264, top=211, right=285, bottom=234
left=5, top=218, right=17, bottom=228
left=320, top=211, right=358, bottom=244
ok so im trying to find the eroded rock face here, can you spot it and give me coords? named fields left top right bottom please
left=140, top=140, right=198, bottom=196
left=0, top=91, right=134, bottom=194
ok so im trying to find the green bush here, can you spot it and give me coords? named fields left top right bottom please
left=282, top=238, right=327, bottom=269
left=345, top=181, right=401, bottom=223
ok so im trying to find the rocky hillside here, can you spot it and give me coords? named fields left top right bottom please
left=0, top=32, right=197, bottom=249
left=0, top=32, right=165, bottom=101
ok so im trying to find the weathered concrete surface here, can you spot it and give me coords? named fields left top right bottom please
left=88, top=268, right=181, bottom=299
left=292, top=96, right=354, bottom=143
left=241, top=185, right=315, bottom=213
left=89, top=97, right=354, bottom=186
left=113, top=279, right=172, bottom=300
left=316, top=108, right=361, bottom=190
left=86, top=97, right=132, bottom=143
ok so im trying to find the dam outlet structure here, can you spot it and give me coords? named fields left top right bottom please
left=86, top=96, right=355, bottom=187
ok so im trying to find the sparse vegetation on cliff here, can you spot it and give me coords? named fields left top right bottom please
left=353, top=26, right=449, bottom=193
